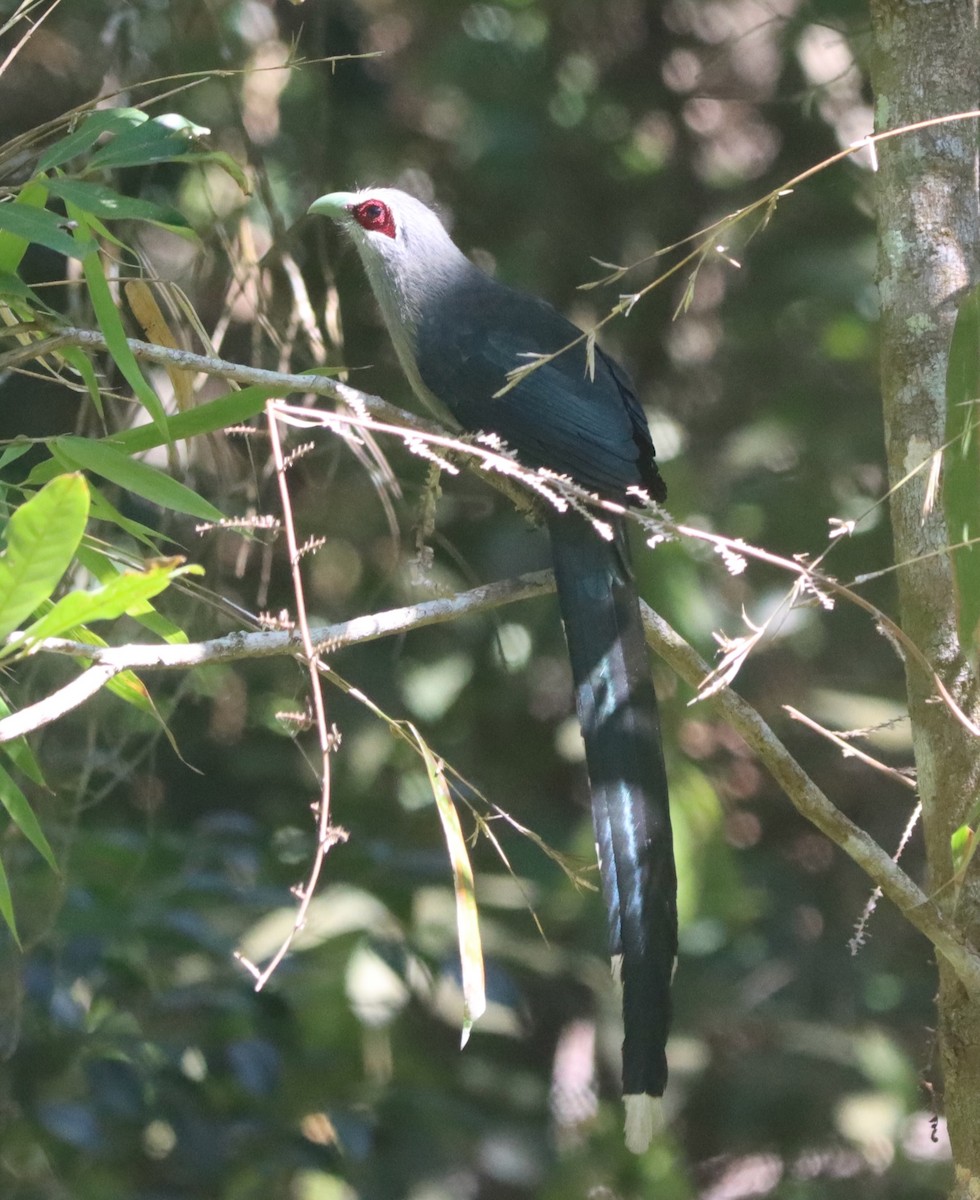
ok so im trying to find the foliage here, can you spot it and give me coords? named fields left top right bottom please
left=0, top=1, right=960, bottom=1198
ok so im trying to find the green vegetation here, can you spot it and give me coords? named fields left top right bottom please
left=0, top=1, right=972, bottom=1196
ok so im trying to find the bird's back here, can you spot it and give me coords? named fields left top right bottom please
left=414, top=272, right=666, bottom=503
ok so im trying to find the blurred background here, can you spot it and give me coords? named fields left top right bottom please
left=0, top=1, right=945, bottom=1197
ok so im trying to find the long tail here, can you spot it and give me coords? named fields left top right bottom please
left=548, top=511, right=677, bottom=1152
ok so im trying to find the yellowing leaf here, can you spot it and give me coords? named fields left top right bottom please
left=412, top=725, right=485, bottom=1044
left=125, top=281, right=194, bottom=411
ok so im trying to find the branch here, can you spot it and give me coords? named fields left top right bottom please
left=0, top=663, right=119, bottom=743
left=638, top=600, right=980, bottom=998
left=10, top=555, right=980, bottom=991
left=236, top=402, right=343, bottom=991
left=2, top=326, right=549, bottom=521
left=1, top=322, right=439, bottom=436
left=783, top=705, right=916, bottom=791
left=0, top=572, right=553, bottom=741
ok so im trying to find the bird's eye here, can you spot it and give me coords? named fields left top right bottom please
left=352, top=199, right=395, bottom=239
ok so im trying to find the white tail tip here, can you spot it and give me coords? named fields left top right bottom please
left=624, top=1093, right=662, bottom=1154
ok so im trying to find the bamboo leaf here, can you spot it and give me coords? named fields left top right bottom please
left=0, top=199, right=85, bottom=260
left=0, top=855, right=18, bottom=944
left=59, top=347, right=104, bottom=420
left=85, top=113, right=211, bottom=171
left=0, top=760, right=56, bottom=871
left=21, top=463, right=172, bottom=549
left=37, top=108, right=148, bottom=172
left=125, top=281, right=194, bottom=410
left=53, top=435, right=223, bottom=521
left=414, top=727, right=485, bottom=1044
left=45, top=178, right=192, bottom=234
left=0, top=474, right=90, bottom=641
left=0, top=272, right=47, bottom=307
left=0, top=181, right=48, bottom=273
left=3, top=561, right=201, bottom=658
left=67, top=205, right=170, bottom=440
left=75, top=545, right=188, bottom=643
left=110, top=385, right=277, bottom=453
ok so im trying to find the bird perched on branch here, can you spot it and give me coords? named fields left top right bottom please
left=308, top=187, right=676, bottom=1152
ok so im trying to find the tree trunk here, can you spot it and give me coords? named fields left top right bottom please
left=868, top=1, right=980, bottom=1191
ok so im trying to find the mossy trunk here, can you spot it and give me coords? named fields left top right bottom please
left=869, top=0, right=980, bottom=1191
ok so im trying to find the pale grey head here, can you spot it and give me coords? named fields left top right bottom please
left=308, top=187, right=479, bottom=422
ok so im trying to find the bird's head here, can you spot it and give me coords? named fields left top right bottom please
left=308, top=186, right=477, bottom=354
left=307, top=187, right=464, bottom=274
left=307, top=187, right=475, bottom=420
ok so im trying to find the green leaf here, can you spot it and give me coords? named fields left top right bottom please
left=181, top=149, right=251, bottom=194
left=0, top=696, right=46, bottom=786
left=4, top=561, right=200, bottom=656
left=37, top=108, right=148, bottom=172
left=0, top=855, right=18, bottom=943
left=0, top=760, right=57, bottom=871
left=0, top=273, right=47, bottom=308
left=85, top=113, right=211, bottom=171
left=59, top=347, right=104, bottom=421
left=54, top=436, right=223, bottom=521
left=104, top=668, right=160, bottom=720
left=67, top=205, right=170, bottom=440
left=73, top=206, right=128, bottom=252
left=951, top=822, right=975, bottom=873
left=69, top=108, right=249, bottom=193
left=0, top=441, right=34, bottom=472
left=75, top=545, right=188, bottom=643
left=44, top=178, right=193, bottom=233
left=0, top=474, right=90, bottom=641
left=0, top=182, right=49, bottom=273
left=111, top=385, right=276, bottom=454
left=84, top=483, right=174, bottom=551
left=0, top=200, right=86, bottom=261
left=944, top=283, right=980, bottom=653
left=30, top=386, right=278, bottom=485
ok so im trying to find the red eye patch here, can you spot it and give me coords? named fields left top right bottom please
left=351, top=199, right=395, bottom=239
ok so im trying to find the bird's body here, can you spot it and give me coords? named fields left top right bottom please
left=309, top=187, right=676, bottom=1151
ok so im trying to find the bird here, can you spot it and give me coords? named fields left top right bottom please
left=308, top=187, right=676, bottom=1152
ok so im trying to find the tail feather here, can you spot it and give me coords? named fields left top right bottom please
left=548, top=512, right=677, bottom=1111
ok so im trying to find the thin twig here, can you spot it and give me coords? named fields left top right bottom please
left=784, top=705, right=916, bottom=790
left=233, top=404, right=348, bottom=989
left=850, top=802, right=923, bottom=956
left=671, top=522, right=980, bottom=737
